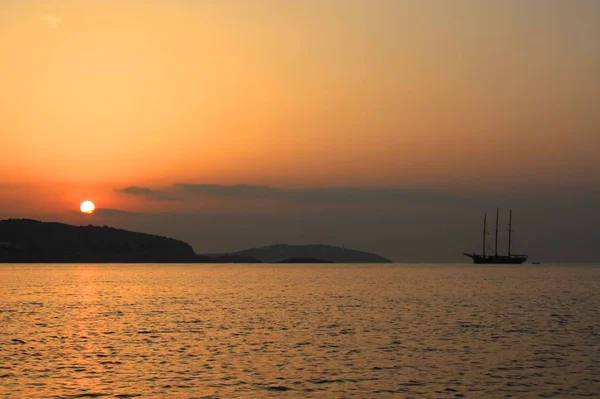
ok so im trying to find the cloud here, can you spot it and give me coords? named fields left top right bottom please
left=281, top=187, right=458, bottom=204
left=40, top=15, right=62, bottom=28
left=175, top=184, right=276, bottom=198
left=119, top=183, right=467, bottom=205
left=119, top=187, right=178, bottom=201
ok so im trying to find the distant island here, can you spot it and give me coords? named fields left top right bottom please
left=224, top=244, right=391, bottom=263
left=0, top=219, right=391, bottom=264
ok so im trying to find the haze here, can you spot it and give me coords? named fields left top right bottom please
left=1, top=1, right=599, bottom=261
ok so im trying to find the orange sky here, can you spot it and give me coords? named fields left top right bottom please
left=2, top=0, right=600, bottom=215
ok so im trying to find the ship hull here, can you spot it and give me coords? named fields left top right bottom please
left=464, top=253, right=528, bottom=264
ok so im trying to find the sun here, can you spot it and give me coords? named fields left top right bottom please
left=80, top=201, right=96, bottom=214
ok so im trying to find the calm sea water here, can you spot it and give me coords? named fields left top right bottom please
left=1, top=264, right=599, bottom=398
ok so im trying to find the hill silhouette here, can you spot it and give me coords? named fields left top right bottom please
left=0, top=219, right=204, bottom=263
left=232, top=244, right=391, bottom=263
left=0, top=219, right=390, bottom=264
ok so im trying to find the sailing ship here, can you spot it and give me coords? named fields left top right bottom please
left=464, top=208, right=528, bottom=264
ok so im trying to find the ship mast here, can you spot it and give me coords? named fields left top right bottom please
left=494, top=207, right=499, bottom=256
left=482, top=213, right=487, bottom=256
left=508, top=210, right=512, bottom=256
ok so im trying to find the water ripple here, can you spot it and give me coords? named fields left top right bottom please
left=0, top=263, right=599, bottom=398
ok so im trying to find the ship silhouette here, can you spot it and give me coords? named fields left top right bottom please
left=464, top=208, right=528, bottom=264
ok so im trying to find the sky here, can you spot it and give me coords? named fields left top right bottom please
left=1, top=0, right=599, bottom=261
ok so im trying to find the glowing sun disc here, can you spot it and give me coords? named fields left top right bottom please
left=80, top=201, right=95, bottom=214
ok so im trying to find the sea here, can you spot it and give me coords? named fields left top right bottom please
left=1, top=263, right=599, bottom=398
